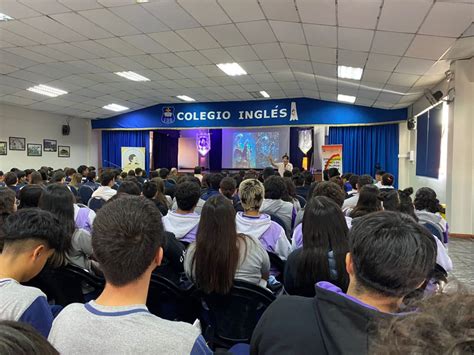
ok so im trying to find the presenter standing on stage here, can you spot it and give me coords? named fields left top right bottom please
left=268, top=154, right=293, bottom=177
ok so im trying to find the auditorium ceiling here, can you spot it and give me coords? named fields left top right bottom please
left=0, top=0, right=472, bottom=118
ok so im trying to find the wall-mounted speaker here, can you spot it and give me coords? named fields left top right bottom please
left=407, top=117, right=416, bottom=130
left=62, top=124, right=70, bottom=136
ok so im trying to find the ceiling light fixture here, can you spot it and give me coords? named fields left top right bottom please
left=26, top=84, right=68, bottom=98
left=103, top=103, right=129, bottom=112
left=337, top=94, right=356, bottom=104
left=115, top=71, right=150, bottom=82
left=136, top=0, right=149, bottom=3
left=338, top=65, right=363, bottom=80
left=216, top=62, right=247, bottom=76
left=177, top=95, right=195, bottom=102
left=0, top=13, right=13, bottom=21
left=260, top=91, right=270, bottom=98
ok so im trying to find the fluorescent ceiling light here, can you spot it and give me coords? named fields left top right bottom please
left=103, top=103, right=129, bottom=112
left=0, top=13, right=13, bottom=21
left=136, top=0, right=149, bottom=3
left=338, top=65, right=363, bottom=80
left=27, top=84, right=68, bottom=98
left=260, top=91, right=270, bottom=98
left=337, top=94, right=356, bottom=104
left=216, top=62, right=247, bottom=76
left=177, top=95, right=195, bottom=102
left=115, top=71, right=150, bottom=82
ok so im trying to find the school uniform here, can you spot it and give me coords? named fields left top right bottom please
left=91, top=185, right=117, bottom=201
left=73, top=204, right=96, bottom=234
left=69, top=228, right=94, bottom=272
left=0, top=279, right=53, bottom=337
left=200, top=188, right=219, bottom=201
left=171, top=198, right=205, bottom=215
left=260, top=199, right=295, bottom=237
left=153, top=232, right=186, bottom=284
left=295, top=185, right=310, bottom=199
left=162, top=211, right=200, bottom=244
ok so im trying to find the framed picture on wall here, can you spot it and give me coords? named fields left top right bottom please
left=58, top=145, right=70, bottom=158
left=9, top=137, right=26, bottom=151
left=0, top=141, right=7, bottom=155
left=27, top=143, right=42, bottom=157
left=43, top=139, right=57, bottom=152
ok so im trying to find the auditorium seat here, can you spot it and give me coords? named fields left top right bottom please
left=295, top=195, right=307, bottom=208
left=88, top=197, right=106, bottom=212
left=78, top=185, right=94, bottom=205
left=267, top=251, right=285, bottom=283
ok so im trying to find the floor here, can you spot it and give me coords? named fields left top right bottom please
left=447, top=238, right=474, bottom=290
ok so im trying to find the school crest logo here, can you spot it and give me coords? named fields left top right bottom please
left=161, top=106, right=175, bottom=124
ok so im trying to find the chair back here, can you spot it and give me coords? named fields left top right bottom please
left=295, top=195, right=307, bottom=208
left=78, top=185, right=94, bottom=205
left=88, top=197, right=106, bottom=212
left=193, top=280, right=275, bottom=349
left=421, top=222, right=444, bottom=243
left=267, top=213, right=287, bottom=233
left=267, top=251, right=285, bottom=283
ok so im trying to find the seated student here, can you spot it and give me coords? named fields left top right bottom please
left=342, top=174, right=375, bottom=214
left=77, top=165, right=89, bottom=183
left=194, top=166, right=203, bottom=183
left=414, top=187, right=448, bottom=243
left=349, top=185, right=382, bottom=219
left=379, top=173, right=395, bottom=191
left=250, top=211, right=437, bottom=354
left=65, top=168, right=76, bottom=183
left=143, top=180, right=168, bottom=216
left=163, top=181, right=201, bottom=244
left=293, top=174, right=306, bottom=197
left=18, top=185, right=43, bottom=209
left=283, top=170, right=293, bottom=178
left=117, top=180, right=141, bottom=196
left=29, top=171, right=45, bottom=187
left=219, top=176, right=243, bottom=212
left=374, top=169, right=386, bottom=188
left=171, top=176, right=205, bottom=214
left=39, top=185, right=93, bottom=272
left=184, top=195, right=270, bottom=290
left=0, top=171, right=4, bottom=187
left=0, top=320, right=59, bottom=355
left=83, top=171, right=100, bottom=191
left=0, top=209, right=66, bottom=337
left=4, top=172, right=18, bottom=194
left=169, top=167, right=179, bottom=182
left=235, top=179, right=290, bottom=260
left=16, top=171, right=27, bottom=189
left=91, top=170, right=117, bottom=202
left=285, top=197, right=349, bottom=297
left=300, top=171, right=314, bottom=200
left=342, top=173, right=353, bottom=193
left=200, top=173, right=223, bottom=201
left=346, top=174, right=359, bottom=197
left=50, top=171, right=66, bottom=184
left=48, top=196, right=210, bottom=354
left=260, top=175, right=295, bottom=237
left=159, top=168, right=176, bottom=199
left=134, top=168, right=146, bottom=185
left=261, top=167, right=275, bottom=181
left=0, top=188, right=17, bottom=241
left=282, top=177, right=302, bottom=211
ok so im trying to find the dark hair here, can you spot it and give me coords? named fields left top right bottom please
left=323, top=169, right=329, bottom=181
left=159, top=168, right=170, bottom=179
left=0, top=321, right=59, bottom=355
left=292, top=167, right=300, bottom=175
left=4, top=172, right=17, bottom=186
left=65, top=168, right=76, bottom=177
left=380, top=190, right=400, bottom=212
left=399, top=187, right=418, bottom=221
left=350, top=185, right=382, bottom=218
left=262, top=167, right=275, bottom=180
left=175, top=181, right=200, bottom=211
left=150, top=178, right=169, bottom=208
left=244, top=170, right=258, bottom=180
left=282, top=154, right=289, bottom=160
left=358, top=174, right=373, bottom=189
left=149, top=170, right=159, bottom=179
left=192, top=195, right=241, bottom=294
left=349, top=174, right=359, bottom=190
left=303, top=171, right=313, bottom=186
left=375, top=169, right=386, bottom=176
left=283, top=170, right=293, bottom=178
left=100, top=170, right=115, bottom=186
left=312, top=181, right=345, bottom=207
left=382, top=173, right=394, bottom=186
left=117, top=181, right=141, bottom=196
left=18, top=185, right=43, bottom=209
left=349, top=211, right=436, bottom=297
left=51, top=171, right=66, bottom=183
left=297, top=197, right=349, bottom=293
left=194, top=166, right=202, bottom=174
left=327, top=167, right=340, bottom=178
left=77, top=165, right=88, bottom=175
left=232, top=174, right=243, bottom=190
left=264, top=175, right=286, bottom=199
left=220, top=177, right=236, bottom=199
left=92, top=196, right=164, bottom=286
left=329, top=176, right=344, bottom=190
left=293, top=174, right=304, bottom=187
left=342, top=173, right=353, bottom=181
left=16, top=170, right=26, bottom=181
left=209, top=173, right=224, bottom=190
left=142, top=181, right=158, bottom=199
left=127, top=170, right=136, bottom=177
left=307, top=181, right=319, bottom=201
left=282, top=177, right=297, bottom=202
left=0, top=187, right=16, bottom=215
left=134, top=168, right=143, bottom=176
left=29, top=171, right=43, bottom=185
left=86, top=171, right=96, bottom=182
left=414, top=187, right=443, bottom=214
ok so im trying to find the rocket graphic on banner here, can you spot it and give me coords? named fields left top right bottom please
left=290, top=101, right=298, bottom=121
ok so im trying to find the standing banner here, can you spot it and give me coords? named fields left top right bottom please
left=121, top=147, right=146, bottom=171
left=321, top=144, right=343, bottom=173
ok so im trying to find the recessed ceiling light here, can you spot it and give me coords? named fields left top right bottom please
left=260, top=91, right=270, bottom=98
left=216, top=63, right=247, bottom=76
left=136, top=0, right=149, bottom=3
left=0, top=13, right=13, bottom=21
left=338, top=65, right=363, bottom=80
left=337, top=94, right=356, bottom=104
left=27, top=84, right=68, bottom=98
left=115, top=71, right=150, bottom=82
left=177, top=95, right=195, bottom=102
left=103, top=104, right=129, bottom=112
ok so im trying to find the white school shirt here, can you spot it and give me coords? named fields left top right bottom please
left=275, top=162, right=293, bottom=177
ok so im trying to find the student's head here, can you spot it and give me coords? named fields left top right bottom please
left=375, top=169, right=385, bottom=182
left=170, top=167, right=178, bottom=176
left=282, top=154, right=289, bottom=164
left=262, top=167, right=275, bottom=181
left=65, top=168, right=76, bottom=178
left=193, top=195, right=240, bottom=294
left=357, top=174, right=373, bottom=190
left=148, top=170, right=157, bottom=179
left=381, top=173, right=394, bottom=187
left=92, top=196, right=164, bottom=286
left=219, top=177, right=236, bottom=199
left=0, top=320, right=59, bottom=355
left=350, top=185, right=382, bottom=218
left=4, top=172, right=18, bottom=187
left=142, top=181, right=158, bottom=199
left=86, top=171, right=96, bottom=182
left=329, top=176, right=344, bottom=190
left=128, top=154, right=137, bottom=163
left=380, top=190, right=400, bottom=212
left=100, top=170, right=115, bottom=187
left=194, top=166, right=202, bottom=175
left=2, top=209, right=66, bottom=281
left=0, top=187, right=16, bottom=215
left=398, top=187, right=418, bottom=221
left=348, top=174, right=359, bottom=190
left=327, top=167, right=340, bottom=178
left=24, top=169, right=35, bottom=182
left=283, top=170, right=293, bottom=178
left=0, top=171, right=4, bottom=183
left=414, top=187, right=442, bottom=214
left=209, top=173, right=224, bottom=190
left=51, top=171, right=66, bottom=184
left=312, top=181, right=345, bottom=207
left=299, top=196, right=349, bottom=291
left=239, top=179, right=265, bottom=212
left=293, top=174, right=304, bottom=187
left=127, top=170, right=136, bottom=177
left=16, top=170, right=26, bottom=183
left=70, top=173, right=82, bottom=186
left=18, top=185, right=43, bottom=209
left=323, top=169, right=329, bottom=181
left=342, top=173, right=353, bottom=183
left=244, top=170, right=258, bottom=180
left=348, top=211, right=436, bottom=299
left=77, top=165, right=89, bottom=176
left=29, top=171, right=43, bottom=185
left=117, top=181, right=141, bottom=196
left=134, top=168, right=143, bottom=177
left=159, top=168, right=170, bottom=179
left=175, top=181, right=200, bottom=212
left=263, top=175, right=286, bottom=200
left=302, top=171, right=313, bottom=186
left=283, top=177, right=297, bottom=199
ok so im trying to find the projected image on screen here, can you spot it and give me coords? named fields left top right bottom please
left=232, top=132, right=279, bottom=168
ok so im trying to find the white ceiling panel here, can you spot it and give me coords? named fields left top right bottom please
left=95, top=38, right=145, bottom=56
left=27, top=45, right=78, bottom=61
left=240, top=61, right=269, bottom=74
left=395, top=57, right=436, bottom=75
left=0, top=0, right=41, bottom=18
left=71, top=40, right=122, bottom=58
left=122, top=35, right=169, bottom=54
left=337, top=49, right=368, bottom=67
left=338, top=27, right=374, bottom=52
left=424, top=60, right=450, bottom=76
left=0, top=63, right=18, bottom=74
left=178, top=0, right=231, bottom=26
left=8, top=70, right=54, bottom=84
left=195, top=64, right=227, bottom=77
left=110, top=5, right=170, bottom=33
left=272, top=71, right=295, bottom=82
left=79, top=8, right=141, bottom=36
left=263, top=59, right=291, bottom=72
left=388, top=72, right=420, bottom=87
left=47, top=43, right=98, bottom=60
left=250, top=73, right=275, bottom=83
left=97, top=0, right=137, bottom=7
left=288, top=59, right=313, bottom=74
left=0, top=29, right=38, bottom=46
left=366, top=53, right=401, bottom=71
left=22, top=16, right=88, bottom=42
left=252, top=43, right=285, bottom=60
left=2, top=21, right=61, bottom=44
left=225, top=45, right=259, bottom=62
left=412, top=74, right=445, bottom=88
left=378, top=0, right=432, bottom=33
left=4, top=47, right=55, bottom=64
left=0, top=50, right=38, bottom=68
left=58, top=0, right=102, bottom=11
left=237, top=21, right=277, bottom=44
left=338, top=0, right=382, bottom=30
left=357, top=87, right=382, bottom=100
left=362, top=69, right=392, bottom=84
left=371, top=31, right=415, bottom=56
left=297, top=0, right=336, bottom=25
left=313, top=63, right=337, bottom=78
left=218, top=0, right=265, bottom=22
left=355, top=98, right=375, bottom=107
left=1, top=95, right=38, bottom=106
left=200, top=48, right=234, bottom=63
left=19, top=0, right=70, bottom=14
left=142, top=1, right=200, bottom=30
left=405, top=35, right=456, bottom=60
left=148, top=31, right=194, bottom=52
left=309, top=46, right=337, bottom=64
left=419, top=2, right=473, bottom=38
left=66, top=61, right=104, bottom=74
left=176, top=28, right=220, bottom=50
left=131, top=55, right=167, bottom=70
left=206, top=24, right=248, bottom=47
left=107, top=57, right=146, bottom=71
left=176, top=51, right=212, bottom=65
left=175, top=66, right=207, bottom=78
left=303, top=24, right=337, bottom=48
left=259, top=0, right=299, bottom=21
left=281, top=43, right=310, bottom=60
left=152, top=53, right=189, bottom=67
left=87, top=58, right=125, bottom=72
left=51, top=12, right=113, bottom=39
left=269, top=21, right=306, bottom=44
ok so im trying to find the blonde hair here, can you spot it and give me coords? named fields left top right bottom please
left=238, top=179, right=265, bottom=211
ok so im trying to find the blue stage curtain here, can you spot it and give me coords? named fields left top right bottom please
left=102, top=130, right=150, bottom=172
left=209, top=129, right=222, bottom=172
left=152, top=130, right=179, bottom=169
left=328, top=124, right=399, bottom=187
left=289, top=127, right=314, bottom=170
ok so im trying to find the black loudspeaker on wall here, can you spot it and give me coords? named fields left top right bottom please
left=407, top=117, right=416, bottom=131
left=62, top=124, right=70, bottom=136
